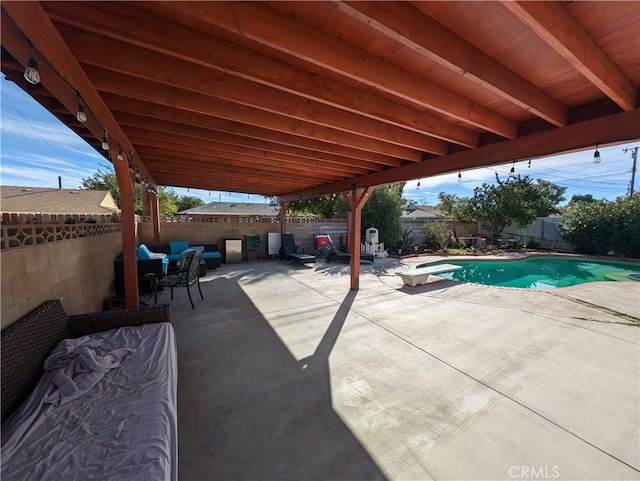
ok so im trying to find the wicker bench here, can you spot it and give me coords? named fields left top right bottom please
left=1, top=300, right=171, bottom=423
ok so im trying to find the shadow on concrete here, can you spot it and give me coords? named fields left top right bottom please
left=396, top=278, right=462, bottom=295
left=173, top=276, right=387, bottom=480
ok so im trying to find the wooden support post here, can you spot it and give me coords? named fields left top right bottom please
left=141, top=183, right=151, bottom=217
left=280, top=201, right=289, bottom=235
left=113, top=150, right=139, bottom=308
left=342, top=188, right=369, bottom=290
left=150, top=192, right=161, bottom=245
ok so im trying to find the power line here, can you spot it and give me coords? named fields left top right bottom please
left=1, top=90, right=85, bottom=180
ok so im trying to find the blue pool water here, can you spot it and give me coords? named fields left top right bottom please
left=420, top=256, right=640, bottom=289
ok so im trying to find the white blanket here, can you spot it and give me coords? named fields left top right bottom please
left=43, top=336, right=133, bottom=405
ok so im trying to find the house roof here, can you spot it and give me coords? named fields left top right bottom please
left=0, top=186, right=119, bottom=215
left=401, top=204, right=444, bottom=220
left=178, top=201, right=279, bottom=217
left=1, top=3, right=639, bottom=200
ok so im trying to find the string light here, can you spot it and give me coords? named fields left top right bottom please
left=509, top=162, right=516, bottom=177
left=417, top=178, right=421, bottom=189
left=458, top=170, right=462, bottom=182
left=23, top=43, right=40, bottom=85
left=75, top=92, right=87, bottom=123
left=593, top=143, right=601, bottom=164
left=101, top=128, right=109, bottom=151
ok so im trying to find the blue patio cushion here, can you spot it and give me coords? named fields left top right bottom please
left=202, top=251, right=221, bottom=259
left=170, top=241, right=190, bottom=255
left=137, top=244, right=169, bottom=273
left=137, top=244, right=153, bottom=260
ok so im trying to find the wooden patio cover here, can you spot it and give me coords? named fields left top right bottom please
left=2, top=2, right=639, bottom=301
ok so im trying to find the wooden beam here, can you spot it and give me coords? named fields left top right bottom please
left=342, top=188, right=370, bottom=290
left=504, top=1, right=636, bottom=112
left=127, top=134, right=371, bottom=178
left=339, top=1, right=568, bottom=127
left=1, top=2, right=157, bottom=188
left=46, top=7, right=478, bottom=148
left=137, top=150, right=345, bottom=183
left=280, top=202, right=289, bottom=236
left=113, top=148, right=139, bottom=308
left=115, top=117, right=378, bottom=174
left=86, top=65, right=423, bottom=161
left=280, top=108, right=640, bottom=201
left=150, top=192, right=161, bottom=245
left=132, top=141, right=356, bottom=179
left=104, top=94, right=406, bottom=167
left=169, top=1, right=518, bottom=138
left=64, top=31, right=447, bottom=155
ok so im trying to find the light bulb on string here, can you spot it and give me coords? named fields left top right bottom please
left=593, top=143, right=601, bottom=164
left=24, top=43, right=40, bottom=85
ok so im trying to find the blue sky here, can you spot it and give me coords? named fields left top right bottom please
left=1, top=76, right=637, bottom=206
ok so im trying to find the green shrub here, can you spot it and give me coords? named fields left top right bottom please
left=526, top=239, right=541, bottom=249
left=423, top=221, right=450, bottom=250
left=558, top=194, right=640, bottom=258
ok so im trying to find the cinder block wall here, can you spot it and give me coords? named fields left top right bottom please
left=1, top=232, right=123, bottom=329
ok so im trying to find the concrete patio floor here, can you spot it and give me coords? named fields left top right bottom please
left=161, top=256, right=640, bottom=481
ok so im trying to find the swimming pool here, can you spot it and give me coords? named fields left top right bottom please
left=420, top=256, right=640, bottom=289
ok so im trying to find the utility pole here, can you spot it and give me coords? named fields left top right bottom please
left=623, top=146, right=638, bottom=197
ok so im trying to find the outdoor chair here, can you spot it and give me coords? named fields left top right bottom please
left=244, top=234, right=264, bottom=262
left=154, top=249, right=204, bottom=309
left=280, top=233, right=315, bottom=265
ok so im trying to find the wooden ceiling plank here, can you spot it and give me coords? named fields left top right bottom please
left=46, top=3, right=478, bottom=148
left=281, top=108, right=640, bottom=201
left=504, top=1, right=636, bottom=112
left=86, top=65, right=423, bottom=161
left=131, top=141, right=358, bottom=179
left=62, top=29, right=447, bottom=155
left=116, top=112, right=381, bottom=173
left=140, top=152, right=343, bottom=184
left=146, top=161, right=321, bottom=189
left=103, top=93, right=406, bottom=167
left=128, top=134, right=370, bottom=177
left=165, top=1, right=518, bottom=138
left=338, top=1, right=568, bottom=127
left=0, top=2, right=157, bottom=187
left=126, top=131, right=371, bottom=176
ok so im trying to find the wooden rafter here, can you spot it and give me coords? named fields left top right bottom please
left=63, top=29, right=448, bottom=155
left=280, top=108, right=640, bottom=201
left=166, top=1, right=518, bottom=138
left=337, top=1, right=568, bottom=127
left=503, top=1, right=636, bottom=112
left=47, top=4, right=479, bottom=148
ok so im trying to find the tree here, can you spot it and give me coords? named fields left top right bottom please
left=80, top=166, right=200, bottom=217
left=361, top=184, right=404, bottom=248
left=158, top=188, right=179, bottom=217
left=288, top=193, right=346, bottom=218
left=80, top=165, right=142, bottom=214
left=176, top=195, right=205, bottom=212
left=436, top=192, right=474, bottom=223
left=531, top=179, right=566, bottom=216
left=436, top=174, right=566, bottom=242
left=282, top=184, right=405, bottom=248
left=567, top=194, right=596, bottom=205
